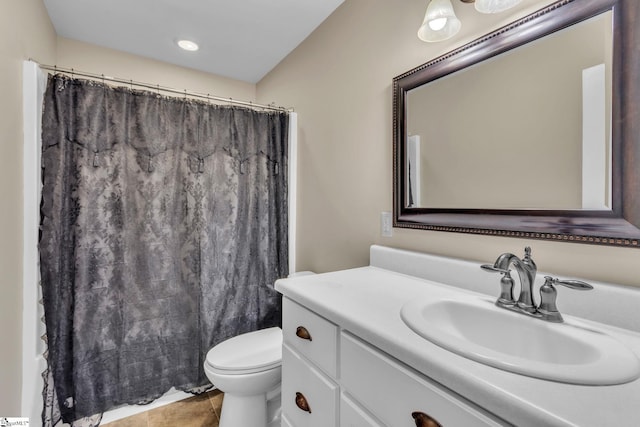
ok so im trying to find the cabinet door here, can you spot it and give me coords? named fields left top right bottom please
left=341, top=392, right=384, bottom=427
left=283, top=297, right=338, bottom=377
left=340, top=332, right=507, bottom=427
left=281, top=414, right=295, bottom=427
left=282, top=344, right=339, bottom=427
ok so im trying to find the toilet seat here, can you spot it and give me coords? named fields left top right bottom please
left=205, top=327, right=282, bottom=375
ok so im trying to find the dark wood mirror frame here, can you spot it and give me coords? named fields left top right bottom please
left=393, top=0, right=640, bottom=248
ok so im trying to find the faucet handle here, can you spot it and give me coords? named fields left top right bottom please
left=481, top=264, right=516, bottom=307
left=544, top=276, right=593, bottom=291
left=480, top=264, right=509, bottom=274
left=538, top=276, right=593, bottom=322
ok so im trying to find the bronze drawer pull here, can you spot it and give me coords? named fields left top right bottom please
left=412, top=411, right=442, bottom=427
left=295, top=392, right=312, bottom=413
left=296, top=326, right=312, bottom=341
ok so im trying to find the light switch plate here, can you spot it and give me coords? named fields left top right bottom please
left=381, top=211, right=392, bottom=237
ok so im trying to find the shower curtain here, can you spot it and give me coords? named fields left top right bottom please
left=39, top=74, right=289, bottom=425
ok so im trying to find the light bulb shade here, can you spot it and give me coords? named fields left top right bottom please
left=417, top=0, right=461, bottom=42
left=474, top=0, right=523, bottom=14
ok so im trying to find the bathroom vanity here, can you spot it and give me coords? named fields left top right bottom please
left=280, top=297, right=504, bottom=427
left=275, top=246, right=640, bottom=427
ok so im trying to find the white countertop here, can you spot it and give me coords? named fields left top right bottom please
left=275, top=265, right=640, bottom=427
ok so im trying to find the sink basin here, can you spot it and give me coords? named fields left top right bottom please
left=401, top=297, right=640, bottom=385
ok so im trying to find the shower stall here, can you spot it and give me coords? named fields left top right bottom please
left=21, top=60, right=298, bottom=425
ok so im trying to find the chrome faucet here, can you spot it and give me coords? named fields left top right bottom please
left=481, top=247, right=593, bottom=322
left=482, top=247, right=537, bottom=313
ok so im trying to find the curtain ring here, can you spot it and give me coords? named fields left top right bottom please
left=130, top=80, right=133, bottom=91
left=157, top=84, right=160, bottom=95
left=71, top=68, right=74, bottom=79
left=184, top=89, right=187, bottom=100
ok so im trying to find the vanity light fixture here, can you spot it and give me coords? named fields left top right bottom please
left=418, top=0, right=462, bottom=42
left=418, top=0, right=523, bottom=42
left=177, top=39, right=199, bottom=51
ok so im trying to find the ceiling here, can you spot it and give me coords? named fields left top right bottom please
left=43, top=0, right=344, bottom=84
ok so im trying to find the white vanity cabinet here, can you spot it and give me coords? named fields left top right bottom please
left=281, top=297, right=339, bottom=426
left=281, top=297, right=507, bottom=427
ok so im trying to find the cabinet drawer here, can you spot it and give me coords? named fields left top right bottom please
left=282, top=344, right=339, bottom=427
left=340, top=332, right=507, bottom=427
left=341, top=392, right=384, bottom=427
left=283, top=297, right=338, bottom=377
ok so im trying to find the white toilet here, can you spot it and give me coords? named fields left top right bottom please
left=204, top=326, right=283, bottom=427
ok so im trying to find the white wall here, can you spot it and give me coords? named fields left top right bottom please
left=257, top=0, right=640, bottom=288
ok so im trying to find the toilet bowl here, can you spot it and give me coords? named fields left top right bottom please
left=204, top=327, right=283, bottom=427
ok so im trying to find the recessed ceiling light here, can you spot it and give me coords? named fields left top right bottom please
left=177, top=39, right=199, bottom=51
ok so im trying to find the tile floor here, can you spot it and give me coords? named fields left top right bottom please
left=102, top=390, right=223, bottom=427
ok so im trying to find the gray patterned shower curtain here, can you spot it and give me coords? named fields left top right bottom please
left=39, top=74, right=289, bottom=425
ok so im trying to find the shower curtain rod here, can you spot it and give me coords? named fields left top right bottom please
left=33, top=61, right=293, bottom=112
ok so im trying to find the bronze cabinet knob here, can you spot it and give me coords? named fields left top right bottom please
left=295, top=392, right=312, bottom=413
left=295, top=326, right=312, bottom=341
left=412, top=411, right=442, bottom=427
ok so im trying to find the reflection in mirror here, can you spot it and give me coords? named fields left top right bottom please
left=406, top=11, right=612, bottom=210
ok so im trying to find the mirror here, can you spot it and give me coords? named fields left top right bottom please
left=407, top=12, right=612, bottom=210
left=393, top=0, right=640, bottom=247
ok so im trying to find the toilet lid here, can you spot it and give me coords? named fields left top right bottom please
left=205, top=327, right=282, bottom=373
